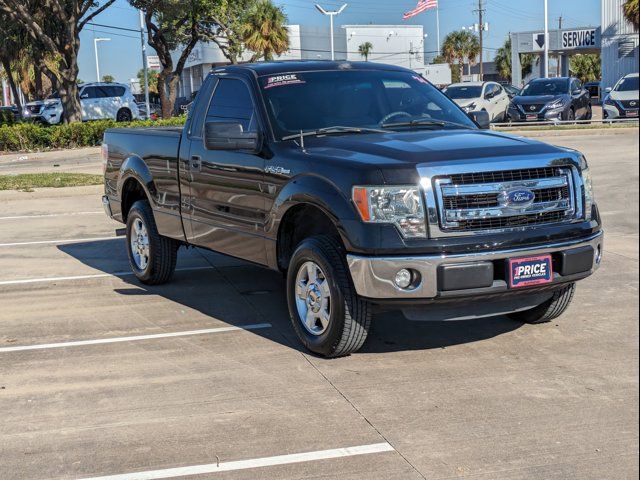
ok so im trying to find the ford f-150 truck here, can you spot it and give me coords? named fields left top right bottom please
left=102, top=61, right=603, bottom=357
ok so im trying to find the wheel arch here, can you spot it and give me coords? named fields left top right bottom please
left=118, top=155, right=156, bottom=221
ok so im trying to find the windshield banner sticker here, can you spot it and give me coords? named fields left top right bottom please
left=264, top=74, right=306, bottom=89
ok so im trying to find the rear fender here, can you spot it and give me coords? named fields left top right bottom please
left=118, top=155, right=157, bottom=207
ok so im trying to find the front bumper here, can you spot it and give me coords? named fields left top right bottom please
left=347, top=231, right=603, bottom=300
left=508, top=106, right=566, bottom=122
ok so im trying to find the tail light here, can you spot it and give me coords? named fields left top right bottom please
left=101, top=143, right=108, bottom=175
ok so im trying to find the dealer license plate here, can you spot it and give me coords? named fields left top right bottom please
left=626, top=110, right=638, bottom=117
left=508, top=254, right=553, bottom=288
left=526, top=114, right=538, bottom=121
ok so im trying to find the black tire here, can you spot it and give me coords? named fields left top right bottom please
left=585, top=104, right=593, bottom=121
left=286, top=236, right=371, bottom=358
left=126, top=200, right=178, bottom=285
left=566, top=107, right=575, bottom=122
left=508, top=283, right=576, bottom=324
left=116, top=108, right=132, bottom=122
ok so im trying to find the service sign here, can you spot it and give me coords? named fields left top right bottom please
left=562, top=29, right=597, bottom=49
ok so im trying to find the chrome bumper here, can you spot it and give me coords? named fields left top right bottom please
left=101, top=195, right=113, bottom=218
left=346, top=231, right=603, bottom=299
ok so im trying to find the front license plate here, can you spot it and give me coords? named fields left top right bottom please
left=508, top=254, right=553, bottom=288
left=626, top=110, right=638, bottom=117
left=526, top=114, right=538, bottom=121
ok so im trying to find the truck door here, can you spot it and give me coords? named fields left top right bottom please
left=184, top=76, right=268, bottom=265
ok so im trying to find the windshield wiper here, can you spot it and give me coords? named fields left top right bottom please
left=381, top=119, right=474, bottom=130
left=282, top=126, right=387, bottom=141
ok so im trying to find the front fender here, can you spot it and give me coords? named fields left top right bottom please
left=267, top=174, right=379, bottom=251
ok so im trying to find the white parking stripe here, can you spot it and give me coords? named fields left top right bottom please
left=76, top=443, right=395, bottom=480
left=0, top=265, right=214, bottom=286
left=0, top=323, right=272, bottom=353
left=0, top=236, right=119, bottom=247
left=0, top=211, right=103, bottom=220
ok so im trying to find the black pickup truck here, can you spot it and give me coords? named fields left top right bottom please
left=102, top=61, right=603, bottom=357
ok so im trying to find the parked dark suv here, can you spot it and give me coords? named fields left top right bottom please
left=507, top=77, right=592, bottom=123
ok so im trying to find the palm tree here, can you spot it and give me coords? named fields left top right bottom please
left=242, top=1, right=289, bottom=62
left=441, top=30, right=480, bottom=81
left=623, top=0, right=639, bottom=30
left=494, top=37, right=534, bottom=83
left=358, top=42, right=373, bottom=61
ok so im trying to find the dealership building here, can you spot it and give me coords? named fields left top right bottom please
left=601, top=0, right=639, bottom=90
left=173, top=24, right=431, bottom=101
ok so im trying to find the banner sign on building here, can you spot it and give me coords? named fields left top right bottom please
left=562, top=29, right=597, bottom=49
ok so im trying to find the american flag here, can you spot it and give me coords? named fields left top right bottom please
left=403, top=0, right=438, bottom=20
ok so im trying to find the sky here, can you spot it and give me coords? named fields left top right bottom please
left=78, top=0, right=602, bottom=84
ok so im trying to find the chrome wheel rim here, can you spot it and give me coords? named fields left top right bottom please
left=130, top=218, right=150, bottom=270
left=294, top=261, right=331, bottom=336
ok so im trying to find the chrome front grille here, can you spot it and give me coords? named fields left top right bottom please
left=418, top=160, right=584, bottom=238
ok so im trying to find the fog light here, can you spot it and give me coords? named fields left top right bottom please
left=394, top=269, right=412, bottom=289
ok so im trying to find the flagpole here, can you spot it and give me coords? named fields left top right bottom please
left=436, top=3, right=440, bottom=55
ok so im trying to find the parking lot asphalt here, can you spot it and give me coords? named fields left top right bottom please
left=0, top=130, right=638, bottom=480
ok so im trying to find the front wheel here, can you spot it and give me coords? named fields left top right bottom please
left=508, top=283, right=576, bottom=324
left=126, top=200, right=178, bottom=285
left=286, top=236, right=371, bottom=358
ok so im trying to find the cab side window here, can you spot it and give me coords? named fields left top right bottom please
left=206, top=78, right=257, bottom=132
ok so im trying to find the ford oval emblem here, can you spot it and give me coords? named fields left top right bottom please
left=505, top=189, right=536, bottom=207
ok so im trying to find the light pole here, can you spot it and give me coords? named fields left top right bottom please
left=543, top=0, right=549, bottom=77
left=94, top=37, right=111, bottom=82
left=139, top=10, right=150, bottom=119
left=315, top=4, right=348, bottom=61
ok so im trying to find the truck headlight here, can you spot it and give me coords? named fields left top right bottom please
left=463, top=103, right=476, bottom=112
left=352, top=186, right=426, bottom=238
left=580, top=157, right=595, bottom=221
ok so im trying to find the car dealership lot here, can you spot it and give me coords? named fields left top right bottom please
left=0, top=130, right=638, bottom=480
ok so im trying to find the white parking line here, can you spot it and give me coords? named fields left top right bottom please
left=0, top=211, right=103, bottom=220
left=0, top=236, right=119, bottom=247
left=0, top=265, right=214, bottom=286
left=76, top=443, right=395, bottom=480
left=0, top=323, right=272, bottom=353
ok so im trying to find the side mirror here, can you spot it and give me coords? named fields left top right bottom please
left=204, top=122, right=262, bottom=152
left=605, top=87, right=612, bottom=93
left=468, top=110, right=490, bottom=129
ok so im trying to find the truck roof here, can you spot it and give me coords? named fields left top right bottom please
left=212, top=60, right=411, bottom=77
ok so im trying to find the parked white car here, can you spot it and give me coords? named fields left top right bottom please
left=443, top=81, right=510, bottom=122
left=603, top=73, right=639, bottom=120
left=22, top=82, right=139, bottom=125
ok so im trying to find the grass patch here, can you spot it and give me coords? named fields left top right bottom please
left=0, top=173, right=103, bottom=191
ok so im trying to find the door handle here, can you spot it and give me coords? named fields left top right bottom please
left=190, top=155, right=201, bottom=171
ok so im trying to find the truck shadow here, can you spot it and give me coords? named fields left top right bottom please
left=58, top=240, right=522, bottom=356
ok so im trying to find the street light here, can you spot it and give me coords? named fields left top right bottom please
left=315, top=4, right=348, bottom=61
left=543, top=0, right=549, bottom=77
left=94, top=37, right=111, bottom=82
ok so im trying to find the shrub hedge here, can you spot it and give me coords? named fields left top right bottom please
left=0, top=117, right=187, bottom=153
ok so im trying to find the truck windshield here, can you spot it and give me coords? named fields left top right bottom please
left=259, top=70, right=476, bottom=139
left=521, top=79, right=569, bottom=96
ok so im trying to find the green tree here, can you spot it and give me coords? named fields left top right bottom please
left=441, top=30, right=480, bottom=81
left=242, top=1, right=289, bottom=61
left=101, top=74, right=115, bottom=83
left=137, top=68, right=160, bottom=95
left=207, top=0, right=256, bottom=64
left=623, top=0, right=639, bottom=30
left=570, top=54, right=601, bottom=83
left=0, top=10, right=25, bottom=109
left=130, top=0, right=216, bottom=118
left=358, top=41, right=373, bottom=61
left=0, top=0, right=116, bottom=122
left=494, top=37, right=534, bottom=84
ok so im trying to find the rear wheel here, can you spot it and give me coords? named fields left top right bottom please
left=126, top=200, right=178, bottom=285
left=116, top=108, right=132, bottom=122
left=508, top=283, right=576, bottom=324
left=286, top=236, right=371, bottom=357
left=585, top=104, right=593, bottom=121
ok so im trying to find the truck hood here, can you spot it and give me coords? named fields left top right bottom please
left=300, top=129, right=563, bottom=167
